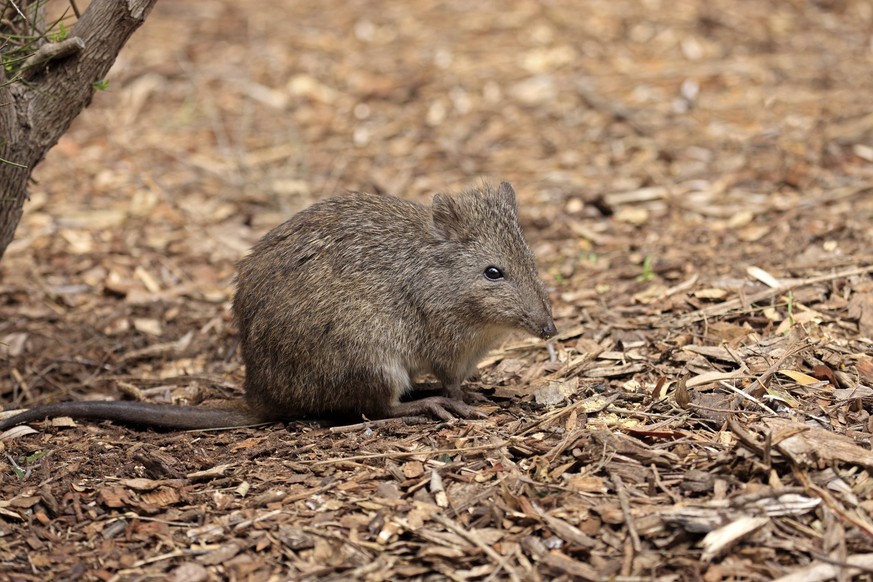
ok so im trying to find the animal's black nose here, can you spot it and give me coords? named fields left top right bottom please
left=540, top=319, right=558, bottom=339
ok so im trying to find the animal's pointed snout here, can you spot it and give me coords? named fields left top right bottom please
left=540, top=319, right=558, bottom=339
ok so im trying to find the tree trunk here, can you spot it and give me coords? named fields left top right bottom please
left=0, top=0, right=158, bottom=261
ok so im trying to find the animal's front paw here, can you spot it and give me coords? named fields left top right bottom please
left=445, top=385, right=490, bottom=405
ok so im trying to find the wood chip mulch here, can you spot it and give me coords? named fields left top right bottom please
left=1, top=0, right=873, bottom=580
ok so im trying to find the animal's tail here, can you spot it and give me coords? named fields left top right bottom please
left=0, top=401, right=262, bottom=432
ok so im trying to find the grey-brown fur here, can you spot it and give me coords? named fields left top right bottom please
left=0, top=182, right=556, bottom=431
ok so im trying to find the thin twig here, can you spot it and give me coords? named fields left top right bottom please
left=651, top=463, right=682, bottom=504
left=7, top=0, right=28, bottom=22
left=744, top=337, right=814, bottom=396
left=329, top=416, right=429, bottom=433
left=720, top=380, right=778, bottom=415
left=611, top=471, right=642, bottom=553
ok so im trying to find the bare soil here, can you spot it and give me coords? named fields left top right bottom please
left=2, top=0, right=873, bottom=580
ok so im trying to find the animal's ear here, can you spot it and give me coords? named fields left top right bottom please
left=432, top=193, right=468, bottom=240
left=497, top=182, right=519, bottom=218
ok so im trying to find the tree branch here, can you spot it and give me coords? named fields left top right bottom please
left=0, top=0, right=158, bottom=260
left=21, top=36, right=85, bottom=75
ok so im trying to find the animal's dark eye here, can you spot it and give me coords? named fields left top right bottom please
left=484, top=266, right=504, bottom=281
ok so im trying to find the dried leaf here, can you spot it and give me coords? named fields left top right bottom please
left=810, top=364, right=838, bottom=388
left=777, top=370, right=821, bottom=385
left=0, top=424, right=38, bottom=441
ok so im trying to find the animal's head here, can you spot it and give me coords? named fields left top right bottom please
left=431, top=182, right=557, bottom=340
